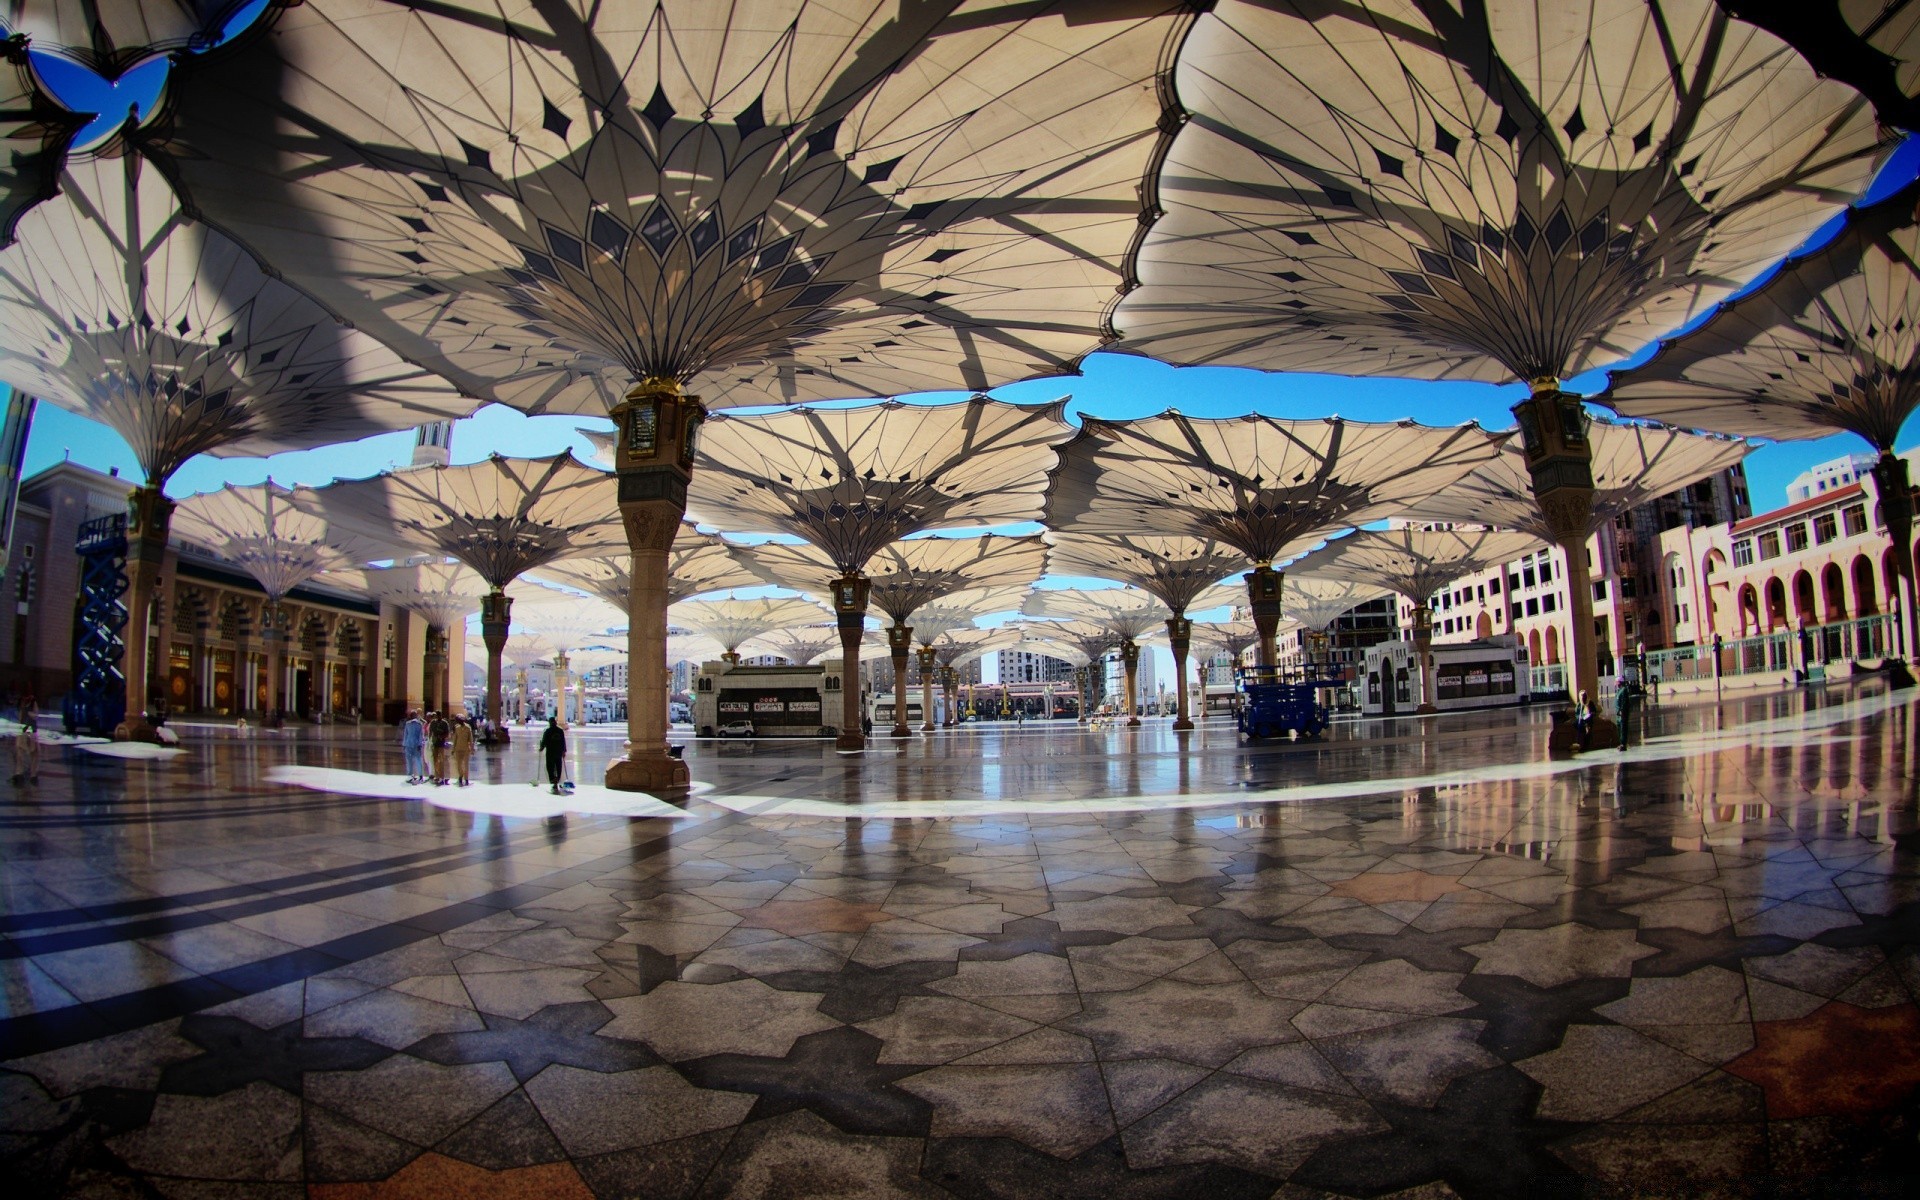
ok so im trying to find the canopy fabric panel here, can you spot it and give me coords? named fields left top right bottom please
left=1113, top=0, right=1889, bottom=384
left=1048, top=413, right=1508, bottom=565
left=294, top=452, right=624, bottom=588
left=742, top=533, right=1045, bottom=623
left=1285, top=527, right=1545, bottom=605
left=908, top=585, right=1032, bottom=646
left=666, top=596, right=832, bottom=654
left=1605, top=178, right=1920, bottom=451
left=0, top=45, right=83, bottom=247
left=1404, top=418, right=1751, bottom=539
left=0, top=154, right=472, bottom=481
left=338, top=560, right=490, bottom=629
left=2, top=1, right=251, bottom=70
left=1188, top=619, right=1259, bottom=659
left=665, top=632, right=726, bottom=666
left=142, top=0, right=1197, bottom=414
left=505, top=582, right=626, bottom=647
left=1043, top=532, right=1249, bottom=614
left=171, top=481, right=402, bottom=599
left=1022, top=587, right=1170, bottom=641
left=1007, top=618, right=1118, bottom=662
left=1276, top=576, right=1393, bottom=631
left=688, top=398, right=1074, bottom=572
left=1717, top=1, right=1920, bottom=133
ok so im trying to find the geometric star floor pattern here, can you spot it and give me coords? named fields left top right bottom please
left=4, top=684, right=1920, bottom=1197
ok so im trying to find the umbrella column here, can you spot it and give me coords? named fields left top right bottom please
left=1873, top=453, right=1920, bottom=663
left=832, top=575, right=872, bottom=752
left=918, top=647, right=938, bottom=733
left=1246, top=565, right=1284, bottom=668
left=1167, top=616, right=1193, bottom=731
left=553, top=651, right=570, bottom=728
left=1513, top=386, right=1610, bottom=734
left=606, top=379, right=700, bottom=795
left=887, top=624, right=913, bottom=738
left=481, top=591, right=513, bottom=741
left=1120, top=640, right=1142, bottom=727
left=121, top=486, right=173, bottom=735
left=1411, top=605, right=1437, bottom=714
left=1074, top=666, right=1090, bottom=724
left=260, top=602, right=285, bottom=720
left=943, top=666, right=960, bottom=727
left=422, top=627, right=448, bottom=712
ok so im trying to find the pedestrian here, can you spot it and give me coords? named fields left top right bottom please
left=1615, top=671, right=1643, bottom=751
left=19, top=691, right=37, bottom=730
left=1574, top=690, right=1595, bottom=749
left=452, top=716, right=474, bottom=787
left=429, top=711, right=452, bottom=785
left=10, top=718, right=37, bottom=784
left=400, top=709, right=427, bottom=783
left=539, top=716, right=566, bottom=795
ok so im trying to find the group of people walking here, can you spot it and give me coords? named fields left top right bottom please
left=399, top=709, right=474, bottom=786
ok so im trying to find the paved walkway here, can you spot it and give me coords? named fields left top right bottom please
left=3, top=684, right=1918, bottom=1196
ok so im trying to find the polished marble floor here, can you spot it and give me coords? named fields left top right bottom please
left=4, top=686, right=1920, bottom=1197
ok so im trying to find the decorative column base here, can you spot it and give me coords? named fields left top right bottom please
left=606, top=753, right=690, bottom=793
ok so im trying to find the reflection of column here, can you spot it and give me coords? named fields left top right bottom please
left=481, top=590, right=512, bottom=738
left=833, top=574, right=871, bottom=752
left=917, top=646, right=937, bottom=733
left=1120, top=640, right=1141, bottom=727
left=122, top=485, right=174, bottom=734
left=887, top=623, right=913, bottom=737
left=607, top=377, right=701, bottom=794
left=1167, top=616, right=1193, bottom=731
left=1872, top=451, right=1919, bottom=682
left=1245, top=565, right=1283, bottom=668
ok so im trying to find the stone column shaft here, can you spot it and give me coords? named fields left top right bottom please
left=1167, top=617, right=1193, bottom=731
left=887, top=623, right=913, bottom=737
left=917, top=646, right=937, bottom=733
left=1121, top=640, right=1141, bottom=727
left=481, top=589, right=512, bottom=736
left=1412, top=604, right=1438, bottom=713
left=1874, top=452, right=1920, bottom=669
left=121, top=485, right=174, bottom=734
left=833, top=574, right=872, bottom=752
left=1245, top=565, right=1283, bottom=669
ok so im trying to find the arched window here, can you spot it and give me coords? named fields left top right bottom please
left=1853, top=554, right=1880, bottom=616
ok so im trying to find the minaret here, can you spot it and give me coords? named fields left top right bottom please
left=411, top=421, right=454, bottom=468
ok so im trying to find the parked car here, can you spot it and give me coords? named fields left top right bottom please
left=717, top=720, right=756, bottom=738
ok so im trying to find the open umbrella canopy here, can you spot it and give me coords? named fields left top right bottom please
left=1188, top=619, right=1260, bottom=662
left=1009, top=618, right=1118, bottom=666
left=0, top=39, right=83, bottom=247
left=1042, top=532, right=1249, bottom=616
left=1605, top=179, right=1920, bottom=453
left=1402, top=419, right=1751, bottom=541
left=688, top=398, right=1073, bottom=572
left=530, top=524, right=760, bottom=608
left=1277, top=576, right=1394, bottom=633
left=741, top=625, right=842, bottom=667
left=139, top=0, right=1198, bottom=413
left=1023, top=587, right=1169, bottom=643
left=740, top=533, right=1046, bottom=624
left=1048, top=413, right=1508, bottom=566
left=2, top=1, right=253, bottom=71
left=667, top=596, right=833, bottom=657
left=1286, top=527, right=1546, bottom=607
left=666, top=631, right=726, bottom=667
left=0, top=153, right=474, bottom=482
left=294, top=452, right=623, bottom=589
left=333, top=560, right=490, bottom=631
left=506, top=582, right=626, bottom=650
left=909, top=586, right=1033, bottom=648
left=171, top=481, right=404, bottom=599
left=1112, top=0, right=1890, bottom=385
left=1715, top=1, right=1920, bottom=133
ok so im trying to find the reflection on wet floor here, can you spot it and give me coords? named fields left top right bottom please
left=2, top=682, right=1918, bottom=1197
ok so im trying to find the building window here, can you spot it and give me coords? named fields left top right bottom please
left=1490, top=577, right=1502, bottom=594
left=1593, top=580, right=1608, bottom=601
left=1814, top=513, right=1837, bottom=544
left=1785, top=523, right=1809, bottom=553
left=1844, top=504, right=1867, bottom=536
left=1543, top=594, right=1558, bottom=613
left=1733, top=539, right=1754, bottom=567
left=1526, top=598, right=1540, bottom=617
left=1757, top=532, right=1781, bottom=560
left=1523, top=568, right=1537, bottom=588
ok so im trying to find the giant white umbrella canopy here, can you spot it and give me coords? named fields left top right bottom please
left=1714, top=2, right=1920, bottom=133
left=1278, top=577, right=1396, bottom=636
left=689, top=397, right=1072, bottom=751
left=0, top=153, right=472, bottom=729
left=532, top=525, right=760, bottom=608
left=1046, top=412, right=1508, bottom=667
left=1023, top=587, right=1169, bottom=726
left=0, top=39, right=82, bottom=246
left=1606, top=178, right=1920, bottom=659
left=1402, top=419, right=1752, bottom=542
left=668, top=597, right=833, bottom=662
left=2, top=1, right=254, bottom=71
left=742, top=625, right=842, bottom=669
left=171, top=481, right=403, bottom=716
left=509, top=588, right=625, bottom=726
left=296, top=452, right=625, bottom=737
left=740, top=532, right=1045, bottom=736
left=1044, top=532, right=1249, bottom=729
left=1006, top=617, right=1120, bottom=723
left=140, top=0, right=1199, bottom=793
left=666, top=631, right=726, bottom=669
left=1189, top=619, right=1260, bottom=666
left=1109, top=0, right=1890, bottom=708
left=1287, top=528, right=1545, bottom=710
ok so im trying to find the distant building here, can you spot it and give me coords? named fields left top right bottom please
left=1785, top=452, right=1875, bottom=505
left=995, top=649, right=1075, bottom=683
